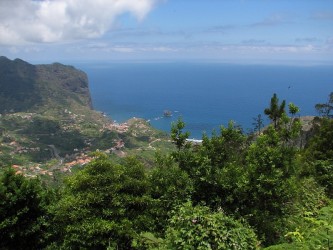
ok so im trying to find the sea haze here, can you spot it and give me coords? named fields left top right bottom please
left=78, top=62, right=333, bottom=139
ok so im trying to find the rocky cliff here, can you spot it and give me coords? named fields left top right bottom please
left=0, top=56, right=92, bottom=113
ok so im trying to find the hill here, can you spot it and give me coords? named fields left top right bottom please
left=0, top=57, right=172, bottom=179
left=0, top=56, right=92, bottom=113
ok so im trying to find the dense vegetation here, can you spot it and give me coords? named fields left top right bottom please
left=0, top=56, right=92, bottom=114
left=1, top=93, right=332, bottom=249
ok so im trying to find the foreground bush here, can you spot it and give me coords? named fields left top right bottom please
left=136, top=201, right=258, bottom=250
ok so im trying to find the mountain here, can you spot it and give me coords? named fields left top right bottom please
left=0, top=56, right=92, bottom=113
left=0, top=57, right=171, bottom=179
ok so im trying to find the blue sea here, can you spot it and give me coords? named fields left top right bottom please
left=77, top=62, right=333, bottom=139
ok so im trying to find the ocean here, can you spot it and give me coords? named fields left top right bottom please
left=77, top=62, right=333, bottom=139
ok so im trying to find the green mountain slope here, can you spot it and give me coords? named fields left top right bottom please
left=0, top=56, right=41, bottom=113
left=0, top=57, right=172, bottom=178
left=0, top=56, right=92, bottom=113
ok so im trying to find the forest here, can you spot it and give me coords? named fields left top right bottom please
left=1, top=93, right=333, bottom=250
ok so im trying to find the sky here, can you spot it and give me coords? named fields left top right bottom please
left=0, top=0, right=333, bottom=65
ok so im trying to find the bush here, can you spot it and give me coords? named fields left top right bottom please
left=0, top=168, right=48, bottom=249
left=162, top=202, right=258, bottom=250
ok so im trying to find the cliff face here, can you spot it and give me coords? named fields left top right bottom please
left=36, top=62, right=93, bottom=109
left=0, top=56, right=92, bottom=113
left=0, top=56, right=40, bottom=113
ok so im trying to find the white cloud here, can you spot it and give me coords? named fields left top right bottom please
left=327, top=37, right=333, bottom=45
left=80, top=42, right=178, bottom=53
left=0, top=0, right=157, bottom=45
left=295, top=37, right=320, bottom=43
left=251, top=14, right=286, bottom=27
left=149, top=46, right=177, bottom=52
left=223, top=44, right=318, bottom=54
left=311, top=11, right=333, bottom=21
left=241, top=39, right=267, bottom=45
left=112, top=47, right=135, bottom=53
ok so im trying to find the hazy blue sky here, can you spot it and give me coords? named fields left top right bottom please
left=1, top=0, right=332, bottom=64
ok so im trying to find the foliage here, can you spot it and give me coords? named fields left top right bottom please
left=252, top=114, right=264, bottom=134
left=0, top=57, right=42, bottom=113
left=190, top=122, right=248, bottom=210
left=0, top=57, right=92, bottom=114
left=315, top=92, right=333, bottom=118
left=311, top=160, right=333, bottom=198
left=171, top=118, right=190, bottom=151
left=264, top=93, right=286, bottom=128
left=161, top=202, right=258, bottom=250
left=1, top=91, right=333, bottom=250
left=265, top=202, right=333, bottom=250
left=276, top=103, right=302, bottom=144
left=202, top=121, right=246, bottom=167
left=148, top=153, right=194, bottom=234
left=168, top=115, right=308, bottom=246
left=288, top=102, right=300, bottom=116
left=291, top=177, right=327, bottom=215
left=49, top=155, right=153, bottom=249
left=93, top=130, right=118, bottom=149
left=27, top=116, right=61, bottom=134
left=304, top=118, right=333, bottom=161
left=132, top=232, right=164, bottom=250
left=244, top=127, right=301, bottom=244
left=264, top=98, right=302, bottom=145
left=0, top=168, right=48, bottom=249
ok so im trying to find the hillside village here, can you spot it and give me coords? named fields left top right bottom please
left=1, top=109, right=169, bottom=177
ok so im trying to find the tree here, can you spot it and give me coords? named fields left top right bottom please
left=288, top=102, right=300, bottom=117
left=252, top=114, right=264, bottom=134
left=161, top=202, right=258, bottom=250
left=170, top=118, right=190, bottom=151
left=244, top=127, right=300, bottom=245
left=148, top=153, right=194, bottom=234
left=305, top=118, right=333, bottom=161
left=170, top=121, right=249, bottom=213
left=49, top=154, right=153, bottom=249
left=278, top=103, right=302, bottom=144
left=304, top=118, right=333, bottom=197
left=202, top=121, right=246, bottom=167
left=266, top=202, right=333, bottom=250
left=311, top=160, right=333, bottom=198
left=0, top=168, right=48, bottom=250
left=315, top=92, right=333, bottom=118
left=264, top=93, right=286, bottom=128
